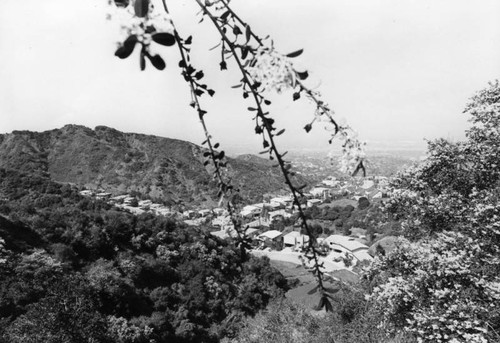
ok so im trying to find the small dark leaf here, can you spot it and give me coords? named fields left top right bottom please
left=195, top=89, right=204, bottom=96
left=140, top=49, right=146, bottom=71
left=263, top=140, right=269, bottom=148
left=276, top=129, right=285, bottom=136
left=324, top=287, right=340, bottom=294
left=194, top=70, right=204, bottom=80
left=134, top=0, right=149, bottom=18
left=286, top=49, right=303, bottom=58
left=243, top=92, right=248, bottom=99
left=233, top=25, right=242, bottom=36
left=145, top=25, right=155, bottom=34
left=220, top=61, right=227, bottom=70
left=232, top=84, right=242, bottom=89
left=247, top=107, right=257, bottom=111
left=314, top=296, right=325, bottom=311
left=198, top=109, right=207, bottom=117
left=241, top=46, right=249, bottom=60
left=204, top=160, right=210, bottom=166
left=324, top=297, right=333, bottom=312
left=208, top=89, right=215, bottom=97
left=255, top=125, right=263, bottom=134
left=297, top=70, right=309, bottom=80
left=214, top=143, right=220, bottom=149
left=307, top=285, right=320, bottom=295
left=252, top=82, right=261, bottom=89
left=185, top=36, right=192, bottom=45
left=209, top=42, right=221, bottom=51
left=259, top=149, right=269, bottom=155
left=293, top=92, right=300, bottom=101
left=220, top=10, right=230, bottom=21
left=203, top=151, right=211, bottom=157
left=179, top=60, right=186, bottom=68
left=114, top=0, right=129, bottom=7
left=304, top=124, right=312, bottom=133
left=264, top=99, right=271, bottom=105
left=152, top=32, right=176, bottom=46
left=245, top=24, right=251, bottom=43
left=114, top=35, right=138, bottom=59
left=148, top=54, right=166, bottom=70
left=218, top=151, right=225, bottom=159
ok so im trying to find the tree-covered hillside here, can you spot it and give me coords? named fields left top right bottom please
left=0, top=168, right=287, bottom=342
left=0, top=125, right=307, bottom=207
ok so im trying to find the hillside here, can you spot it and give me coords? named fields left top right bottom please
left=0, top=125, right=306, bottom=206
left=0, top=167, right=288, bottom=342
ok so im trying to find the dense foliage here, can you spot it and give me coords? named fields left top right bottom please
left=230, top=286, right=410, bottom=343
left=0, top=169, right=287, bottom=342
left=367, top=81, right=500, bottom=343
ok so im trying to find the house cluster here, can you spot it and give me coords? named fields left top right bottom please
left=78, top=174, right=387, bottom=269
left=79, top=190, right=174, bottom=216
left=312, top=175, right=390, bottom=201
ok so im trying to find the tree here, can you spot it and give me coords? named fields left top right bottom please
left=367, top=81, right=500, bottom=342
left=4, top=275, right=110, bottom=343
left=357, top=197, right=370, bottom=210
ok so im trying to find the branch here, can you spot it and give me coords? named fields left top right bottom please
left=161, top=0, right=249, bottom=258
left=196, top=0, right=329, bottom=302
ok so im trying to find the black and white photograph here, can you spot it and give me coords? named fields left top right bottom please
left=0, top=0, right=499, bottom=342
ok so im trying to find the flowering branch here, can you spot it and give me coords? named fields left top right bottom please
left=215, top=0, right=366, bottom=176
left=109, top=0, right=369, bottom=311
left=195, top=0, right=333, bottom=311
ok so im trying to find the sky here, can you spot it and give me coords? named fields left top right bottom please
left=0, top=0, right=499, bottom=155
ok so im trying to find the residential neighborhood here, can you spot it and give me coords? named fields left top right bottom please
left=79, top=174, right=390, bottom=277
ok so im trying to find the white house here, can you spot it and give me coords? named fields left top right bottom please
left=307, top=198, right=322, bottom=207
left=324, top=234, right=368, bottom=252
left=309, top=187, right=330, bottom=199
left=198, top=209, right=211, bottom=217
left=323, top=235, right=372, bottom=262
left=258, top=230, right=283, bottom=241
left=241, top=205, right=261, bottom=217
left=283, top=231, right=309, bottom=248
left=270, top=197, right=293, bottom=207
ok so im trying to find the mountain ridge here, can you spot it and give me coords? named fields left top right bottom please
left=0, top=124, right=304, bottom=207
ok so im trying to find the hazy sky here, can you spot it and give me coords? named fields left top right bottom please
left=1, top=0, right=499, bottom=154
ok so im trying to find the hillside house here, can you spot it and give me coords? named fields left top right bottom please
left=96, top=192, right=112, bottom=200
left=258, top=230, right=283, bottom=250
left=283, top=231, right=310, bottom=249
left=198, top=209, right=211, bottom=217
left=211, top=227, right=259, bottom=240
left=241, top=205, right=261, bottom=218
left=307, top=199, right=322, bottom=207
left=270, top=197, right=293, bottom=207
left=110, top=195, right=128, bottom=204
left=246, top=217, right=271, bottom=228
left=323, top=234, right=372, bottom=262
left=309, top=187, right=330, bottom=199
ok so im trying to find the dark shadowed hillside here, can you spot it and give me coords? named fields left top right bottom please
left=0, top=125, right=306, bottom=206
